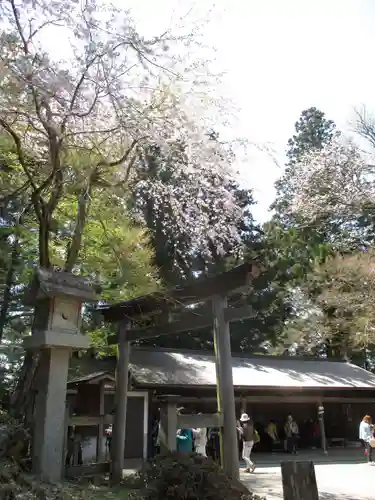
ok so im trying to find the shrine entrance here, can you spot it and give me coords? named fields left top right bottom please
left=99, top=262, right=259, bottom=483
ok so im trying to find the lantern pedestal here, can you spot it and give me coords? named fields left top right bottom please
left=23, top=269, right=94, bottom=482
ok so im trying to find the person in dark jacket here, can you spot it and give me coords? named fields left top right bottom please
left=237, top=420, right=243, bottom=459
left=207, top=427, right=221, bottom=463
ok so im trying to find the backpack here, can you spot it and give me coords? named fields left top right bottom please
left=253, top=429, right=260, bottom=444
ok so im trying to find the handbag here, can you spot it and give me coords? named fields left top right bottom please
left=369, top=438, right=375, bottom=448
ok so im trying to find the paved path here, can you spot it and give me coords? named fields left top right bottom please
left=241, top=462, right=373, bottom=499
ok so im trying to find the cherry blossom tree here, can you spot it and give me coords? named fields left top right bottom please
left=281, top=137, right=375, bottom=250
left=0, top=0, right=244, bottom=272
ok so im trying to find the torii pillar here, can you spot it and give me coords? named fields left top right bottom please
left=212, top=294, right=239, bottom=480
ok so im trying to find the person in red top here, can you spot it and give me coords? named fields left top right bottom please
left=312, top=421, right=320, bottom=449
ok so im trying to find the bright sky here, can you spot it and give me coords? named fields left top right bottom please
left=127, top=0, right=375, bottom=222
left=42, top=0, right=375, bottom=222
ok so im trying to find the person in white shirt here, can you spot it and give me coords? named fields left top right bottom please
left=193, top=417, right=207, bottom=457
left=359, top=415, right=374, bottom=464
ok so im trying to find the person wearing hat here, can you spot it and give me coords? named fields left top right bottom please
left=238, top=413, right=256, bottom=473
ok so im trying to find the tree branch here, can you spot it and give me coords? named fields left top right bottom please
left=10, top=0, right=28, bottom=54
left=97, top=138, right=140, bottom=168
left=65, top=126, right=119, bottom=139
left=0, top=181, right=30, bottom=203
left=0, top=119, right=39, bottom=197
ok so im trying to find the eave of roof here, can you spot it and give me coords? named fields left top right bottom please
left=71, top=347, right=375, bottom=391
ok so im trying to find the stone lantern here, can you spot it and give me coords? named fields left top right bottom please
left=23, top=268, right=94, bottom=481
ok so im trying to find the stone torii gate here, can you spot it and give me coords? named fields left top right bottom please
left=100, top=262, right=260, bottom=484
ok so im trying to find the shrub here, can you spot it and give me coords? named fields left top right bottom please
left=0, top=410, right=30, bottom=464
left=127, top=453, right=265, bottom=500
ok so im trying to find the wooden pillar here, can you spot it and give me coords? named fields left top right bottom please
left=240, top=397, right=246, bottom=415
left=159, top=406, right=168, bottom=455
left=212, top=295, right=239, bottom=480
left=281, top=461, right=319, bottom=500
left=167, top=403, right=177, bottom=452
left=317, top=403, right=327, bottom=454
left=96, top=380, right=105, bottom=462
left=111, top=320, right=131, bottom=484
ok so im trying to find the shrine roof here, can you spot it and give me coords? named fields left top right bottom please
left=72, top=347, right=375, bottom=390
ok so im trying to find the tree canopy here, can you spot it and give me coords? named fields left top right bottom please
left=271, top=106, right=375, bottom=362
left=4, top=1, right=375, bottom=380
left=0, top=0, right=300, bottom=378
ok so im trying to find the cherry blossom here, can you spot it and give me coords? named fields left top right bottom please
left=0, top=0, right=245, bottom=269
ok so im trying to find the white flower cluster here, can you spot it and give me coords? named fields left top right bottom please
left=287, top=138, right=375, bottom=225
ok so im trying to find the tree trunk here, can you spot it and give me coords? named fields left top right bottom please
left=38, top=213, right=51, bottom=269
left=0, top=237, right=19, bottom=342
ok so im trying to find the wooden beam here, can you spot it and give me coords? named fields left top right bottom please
left=224, top=305, right=254, bottom=323
left=111, top=321, right=131, bottom=485
left=177, top=413, right=223, bottom=429
left=69, top=415, right=113, bottom=426
left=212, top=295, right=239, bottom=481
left=123, top=313, right=210, bottom=343
left=317, top=402, right=328, bottom=455
left=108, top=305, right=254, bottom=343
left=100, top=262, right=257, bottom=322
left=154, top=395, right=375, bottom=405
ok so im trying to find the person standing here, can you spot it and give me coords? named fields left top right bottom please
left=237, top=420, right=244, bottom=460
left=238, top=413, right=256, bottom=473
left=267, top=420, right=279, bottom=452
left=207, top=427, right=221, bottom=463
left=193, top=424, right=207, bottom=457
left=176, top=428, right=194, bottom=454
left=284, top=414, right=299, bottom=454
left=359, top=415, right=374, bottom=464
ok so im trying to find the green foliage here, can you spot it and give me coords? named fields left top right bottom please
left=305, top=251, right=375, bottom=358
left=286, top=107, right=337, bottom=165
left=0, top=410, right=30, bottom=463
left=128, top=453, right=264, bottom=500
left=0, top=133, right=158, bottom=368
